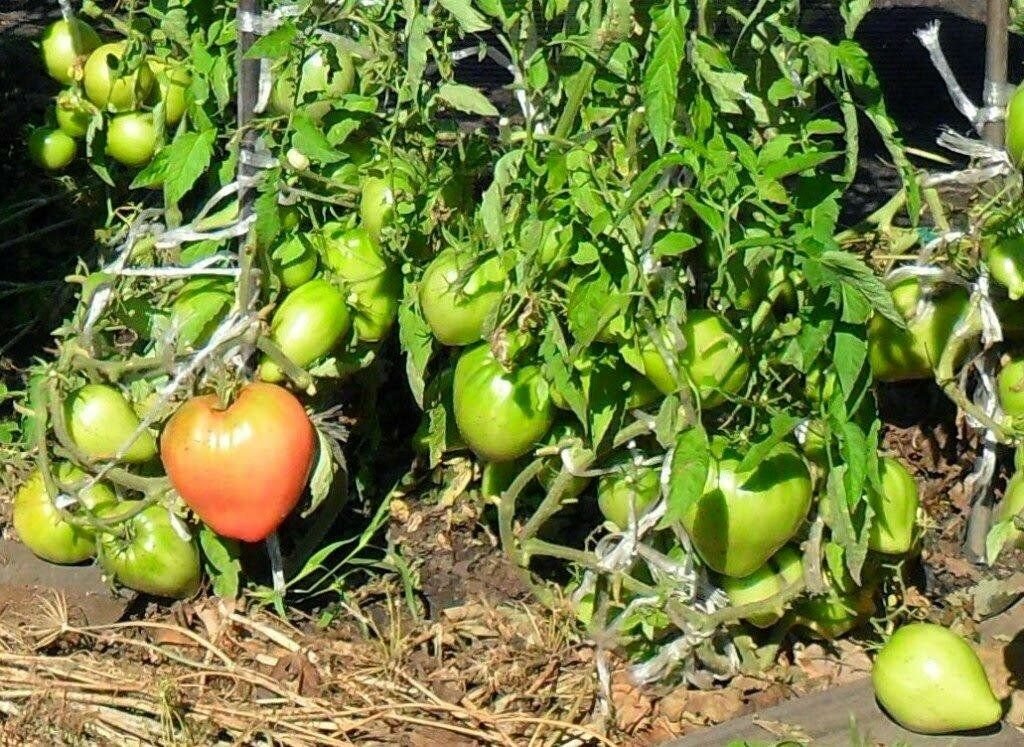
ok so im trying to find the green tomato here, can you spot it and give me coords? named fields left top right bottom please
left=83, top=42, right=155, bottom=111
left=258, top=278, right=352, bottom=383
left=992, top=470, right=1024, bottom=549
left=169, top=278, right=233, bottom=351
left=41, top=18, right=101, bottom=85
left=13, top=465, right=117, bottom=564
left=866, top=456, right=919, bottom=555
left=985, top=235, right=1024, bottom=300
left=997, top=355, right=1024, bottom=419
left=55, top=89, right=93, bottom=139
left=97, top=503, right=201, bottom=598
left=147, top=58, right=191, bottom=125
left=106, top=112, right=158, bottom=168
left=634, top=311, right=749, bottom=409
left=65, top=384, right=158, bottom=463
left=481, top=459, right=524, bottom=499
left=867, top=278, right=969, bottom=382
left=452, top=343, right=554, bottom=463
left=321, top=223, right=400, bottom=342
left=597, top=462, right=661, bottom=530
left=279, top=204, right=301, bottom=231
left=1006, top=81, right=1024, bottom=168
left=718, top=545, right=803, bottom=628
left=419, top=248, right=504, bottom=346
left=681, top=440, right=812, bottom=578
left=872, top=623, right=1002, bottom=735
left=269, top=44, right=356, bottom=122
left=359, top=175, right=396, bottom=244
left=269, top=233, right=319, bottom=290
left=28, top=127, right=76, bottom=171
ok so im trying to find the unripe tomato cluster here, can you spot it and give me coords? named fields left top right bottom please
left=30, top=17, right=191, bottom=172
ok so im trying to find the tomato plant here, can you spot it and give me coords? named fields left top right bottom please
left=718, top=545, right=802, bottom=628
left=55, top=89, right=93, bottom=139
left=13, top=465, right=117, bottom=564
left=418, top=248, right=504, bottom=346
left=97, top=502, right=201, bottom=598
left=452, top=343, right=554, bottom=463
left=160, top=383, right=316, bottom=542
left=268, top=233, right=319, bottom=290
left=359, top=175, right=395, bottom=244
left=682, top=440, right=812, bottom=578
left=258, top=278, right=351, bottom=383
left=169, top=278, right=233, bottom=351
left=321, top=223, right=400, bottom=342
left=872, top=623, right=1001, bottom=735
left=597, top=463, right=660, bottom=530
left=64, top=384, right=158, bottom=463
left=866, top=456, right=919, bottom=555
left=28, top=127, right=77, bottom=171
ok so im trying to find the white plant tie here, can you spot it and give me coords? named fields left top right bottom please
left=923, top=130, right=1014, bottom=188
left=916, top=22, right=981, bottom=132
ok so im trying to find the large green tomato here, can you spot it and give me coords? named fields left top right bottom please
left=269, top=233, right=319, bottom=290
left=718, top=545, right=803, bottom=628
left=452, top=344, right=554, bottom=462
left=147, top=58, right=191, bottom=125
left=867, top=278, right=969, bottom=382
left=169, top=278, right=233, bottom=351
left=360, top=175, right=396, bottom=244
left=41, top=18, right=101, bottom=85
left=269, top=44, right=356, bottom=122
left=65, top=384, right=158, bottom=463
left=597, top=463, right=661, bottom=530
left=106, top=112, right=158, bottom=168
left=83, top=42, right=155, bottom=111
left=28, top=127, right=77, bottom=171
left=419, top=248, right=504, bottom=346
left=97, top=503, right=201, bottom=598
left=55, top=89, right=93, bottom=139
left=997, top=355, right=1024, bottom=419
left=872, top=623, right=1002, bottom=735
left=634, top=311, right=749, bottom=409
left=321, top=224, right=400, bottom=342
left=681, top=440, right=812, bottom=578
left=13, top=465, right=117, bottom=564
left=1006, top=81, right=1024, bottom=168
left=866, top=456, right=919, bottom=555
left=259, top=278, right=352, bottom=383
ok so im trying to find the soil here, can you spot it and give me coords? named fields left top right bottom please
left=3, top=3, right=1024, bottom=746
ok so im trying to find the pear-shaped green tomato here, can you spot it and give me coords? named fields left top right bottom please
left=872, top=623, right=1002, bottom=735
left=419, top=248, right=504, bottom=346
left=636, top=311, right=749, bottom=409
left=55, top=89, right=94, bottom=139
left=360, top=176, right=396, bottom=244
left=1006, top=82, right=1024, bottom=168
left=682, top=441, right=812, bottom=578
left=83, top=43, right=155, bottom=111
left=985, top=236, right=1024, bottom=301
left=452, top=344, right=554, bottom=463
left=997, top=356, right=1024, bottom=419
left=322, top=224, right=400, bottom=342
left=13, top=465, right=117, bottom=564
left=867, top=278, right=969, bottom=383
left=597, top=463, right=660, bottom=530
left=65, top=384, right=158, bottom=463
left=41, top=18, right=101, bottom=85
left=719, top=545, right=803, bottom=628
left=269, top=233, right=319, bottom=290
left=866, top=457, right=919, bottom=555
left=258, top=279, right=352, bottom=383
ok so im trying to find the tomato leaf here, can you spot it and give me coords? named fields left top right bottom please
left=643, top=0, right=687, bottom=153
left=438, top=0, right=490, bottom=33
left=435, top=83, right=499, bottom=117
left=737, top=413, right=801, bottom=474
left=292, top=113, right=343, bottom=164
left=398, top=291, right=434, bottom=408
left=244, top=23, right=297, bottom=59
left=161, top=128, right=216, bottom=207
left=305, top=429, right=336, bottom=517
left=662, top=424, right=709, bottom=527
left=480, top=149, right=523, bottom=246
left=199, top=526, right=241, bottom=600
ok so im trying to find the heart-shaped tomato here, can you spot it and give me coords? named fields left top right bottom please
left=160, top=382, right=315, bottom=542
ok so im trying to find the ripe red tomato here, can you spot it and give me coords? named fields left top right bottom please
left=159, top=382, right=316, bottom=542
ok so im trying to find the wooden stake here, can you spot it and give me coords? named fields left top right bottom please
left=983, top=0, right=1009, bottom=145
